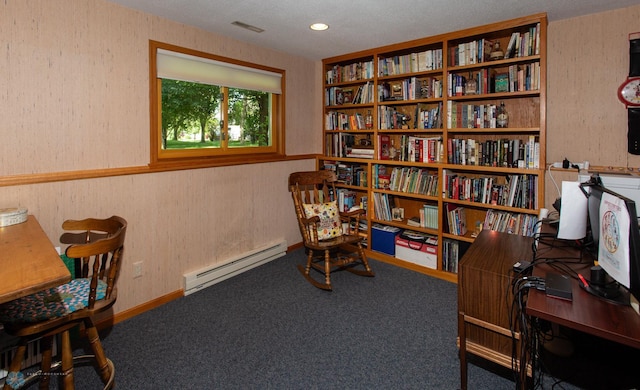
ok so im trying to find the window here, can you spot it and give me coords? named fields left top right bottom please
left=149, top=41, right=285, bottom=165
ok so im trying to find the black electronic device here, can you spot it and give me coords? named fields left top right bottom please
left=545, top=272, right=573, bottom=301
left=580, top=177, right=640, bottom=311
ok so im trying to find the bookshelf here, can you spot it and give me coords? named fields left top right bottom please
left=319, top=13, right=546, bottom=283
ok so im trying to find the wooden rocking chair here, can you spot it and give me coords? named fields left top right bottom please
left=289, top=170, right=374, bottom=290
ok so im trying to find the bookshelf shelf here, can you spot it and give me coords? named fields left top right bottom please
left=448, top=55, right=541, bottom=71
left=448, top=127, right=539, bottom=134
left=447, top=91, right=539, bottom=101
left=442, top=232, right=475, bottom=243
left=320, top=13, right=546, bottom=282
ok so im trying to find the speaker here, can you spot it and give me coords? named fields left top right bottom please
left=628, top=108, right=640, bottom=154
left=630, top=38, right=640, bottom=77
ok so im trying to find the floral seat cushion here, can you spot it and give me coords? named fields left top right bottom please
left=0, top=278, right=106, bottom=324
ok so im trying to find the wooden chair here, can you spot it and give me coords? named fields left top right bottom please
left=289, top=171, right=374, bottom=290
left=0, top=216, right=127, bottom=390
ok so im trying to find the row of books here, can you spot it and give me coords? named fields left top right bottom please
left=376, top=134, right=443, bottom=163
left=325, top=82, right=374, bottom=106
left=447, top=63, right=539, bottom=97
left=335, top=189, right=358, bottom=212
left=377, top=104, right=443, bottom=131
left=406, top=204, right=439, bottom=229
left=323, top=133, right=377, bottom=160
left=379, top=77, right=443, bottom=101
left=503, top=24, right=541, bottom=59
left=449, top=70, right=497, bottom=96
left=325, top=111, right=367, bottom=131
left=448, top=23, right=540, bottom=67
left=449, top=38, right=493, bottom=67
left=446, top=137, right=540, bottom=169
left=446, top=102, right=505, bottom=129
left=371, top=192, right=395, bottom=222
left=378, top=134, right=444, bottom=163
left=442, top=171, right=539, bottom=210
left=445, top=204, right=467, bottom=236
left=483, top=209, right=538, bottom=237
left=371, top=164, right=390, bottom=189
left=324, top=133, right=356, bottom=158
left=504, top=63, right=540, bottom=92
left=406, top=135, right=443, bottom=163
left=377, top=106, right=408, bottom=130
left=442, top=239, right=471, bottom=274
left=346, top=146, right=374, bottom=159
left=378, top=48, right=443, bottom=76
left=417, top=77, right=442, bottom=99
left=325, top=61, right=374, bottom=84
left=414, top=103, right=443, bottom=130
left=324, top=162, right=367, bottom=186
left=326, top=106, right=443, bottom=132
left=373, top=165, right=439, bottom=196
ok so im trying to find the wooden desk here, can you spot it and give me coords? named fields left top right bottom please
left=458, top=228, right=640, bottom=389
left=527, top=240, right=640, bottom=349
left=458, top=230, right=534, bottom=390
left=0, top=215, right=70, bottom=304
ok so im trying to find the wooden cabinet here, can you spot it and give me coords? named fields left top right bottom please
left=457, top=230, right=533, bottom=389
left=320, top=13, right=547, bottom=283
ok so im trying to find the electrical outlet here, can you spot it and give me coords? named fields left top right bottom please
left=133, top=261, right=143, bottom=278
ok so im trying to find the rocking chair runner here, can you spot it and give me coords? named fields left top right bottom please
left=289, top=170, right=374, bottom=290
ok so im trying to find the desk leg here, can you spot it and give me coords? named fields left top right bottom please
left=458, top=311, right=468, bottom=390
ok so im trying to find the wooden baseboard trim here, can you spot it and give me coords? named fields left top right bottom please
left=96, top=289, right=184, bottom=330
left=287, top=242, right=304, bottom=252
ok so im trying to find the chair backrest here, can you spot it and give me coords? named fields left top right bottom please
left=289, top=170, right=338, bottom=244
left=62, top=216, right=127, bottom=309
left=289, top=170, right=336, bottom=202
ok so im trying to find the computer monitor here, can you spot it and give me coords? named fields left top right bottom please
left=581, top=176, right=640, bottom=314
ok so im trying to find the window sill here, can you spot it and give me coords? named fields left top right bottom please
left=149, top=153, right=289, bottom=171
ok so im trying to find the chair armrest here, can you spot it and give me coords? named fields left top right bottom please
left=300, top=215, right=320, bottom=226
left=339, top=208, right=365, bottom=219
left=339, top=208, right=364, bottom=236
left=299, top=215, right=320, bottom=243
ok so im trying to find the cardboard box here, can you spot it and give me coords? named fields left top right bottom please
left=395, top=230, right=438, bottom=269
left=371, top=224, right=401, bottom=255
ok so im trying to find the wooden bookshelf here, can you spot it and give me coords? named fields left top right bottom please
left=319, top=13, right=547, bottom=283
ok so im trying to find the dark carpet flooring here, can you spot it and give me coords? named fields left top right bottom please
left=16, top=248, right=588, bottom=389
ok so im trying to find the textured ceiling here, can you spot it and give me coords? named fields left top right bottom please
left=107, top=0, right=640, bottom=60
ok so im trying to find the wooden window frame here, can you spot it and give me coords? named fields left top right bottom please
left=149, top=40, right=286, bottom=167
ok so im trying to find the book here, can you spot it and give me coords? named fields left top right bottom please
left=342, top=88, right=353, bottom=104
left=504, top=32, right=519, bottom=59
left=494, top=73, right=509, bottom=93
left=347, top=146, right=374, bottom=159
left=378, top=135, right=391, bottom=160
left=407, top=216, right=421, bottom=227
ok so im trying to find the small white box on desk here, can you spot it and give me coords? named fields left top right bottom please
left=395, top=230, right=438, bottom=269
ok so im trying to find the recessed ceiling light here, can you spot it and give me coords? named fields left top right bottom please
left=310, top=23, right=329, bottom=31
left=231, top=21, right=264, bottom=33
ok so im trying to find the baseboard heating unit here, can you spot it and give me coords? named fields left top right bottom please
left=183, top=240, right=287, bottom=296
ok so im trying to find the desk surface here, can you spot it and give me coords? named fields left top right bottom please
left=0, top=215, right=70, bottom=304
left=527, top=237, right=640, bottom=350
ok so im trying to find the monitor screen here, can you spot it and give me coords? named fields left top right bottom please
left=582, top=177, right=640, bottom=307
